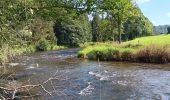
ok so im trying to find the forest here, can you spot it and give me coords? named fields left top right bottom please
left=0, top=0, right=155, bottom=64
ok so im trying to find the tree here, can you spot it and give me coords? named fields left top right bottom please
left=54, top=14, right=92, bottom=47
left=101, top=0, right=134, bottom=43
left=154, top=25, right=169, bottom=35
left=91, top=13, right=101, bottom=42
left=91, top=14, right=115, bottom=42
left=123, top=10, right=153, bottom=41
left=167, top=26, right=170, bottom=34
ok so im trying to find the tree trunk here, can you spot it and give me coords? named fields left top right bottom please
left=118, top=26, right=121, bottom=44
left=118, top=15, right=121, bottom=44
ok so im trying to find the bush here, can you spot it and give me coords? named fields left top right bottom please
left=36, top=39, right=50, bottom=51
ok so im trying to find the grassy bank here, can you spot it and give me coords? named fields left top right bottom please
left=0, top=43, right=66, bottom=65
left=78, top=34, right=170, bottom=64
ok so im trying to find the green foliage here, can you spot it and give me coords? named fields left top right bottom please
left=54, top=14, right=92, bottom=47
left=91, top=4, right=153, bottom=43
left=0, top=0, right=156, bottom=64
left=91, top=13, right=100, bottom=42
left=101, top=0, right=134, bottom=43
left=36, top=39, right=50, bottom=51
left=123, top=13, right=153, bottom=41
left=91, top=13, right=114, bottom=42
left=0, top=44, right=37, bottom=64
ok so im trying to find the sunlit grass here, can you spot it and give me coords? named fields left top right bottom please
left=123, top=34, right=170, bottom=46
left=79, top=34, right=170, bottom=63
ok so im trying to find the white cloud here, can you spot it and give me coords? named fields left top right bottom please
left=167, top=13, right=170, bottom=17
left=135, top=0, right=151, bottom=4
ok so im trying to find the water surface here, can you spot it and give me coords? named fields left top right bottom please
left=5, top=48, right=170, bottom=100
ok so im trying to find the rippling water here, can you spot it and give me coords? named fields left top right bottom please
left=4, top=48, right=170, bottom=100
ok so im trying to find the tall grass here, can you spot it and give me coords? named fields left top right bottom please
left=135, top=45, right=170, bottom=63
left=79, top=34, right=170, bottom=63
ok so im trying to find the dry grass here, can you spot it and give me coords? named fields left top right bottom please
left=135, top=45, right=170, bottom=63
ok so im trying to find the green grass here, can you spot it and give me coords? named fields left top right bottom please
left=78, top=45, right=136, bottom=61
left=123, top=34, right=170, bottom=46
left=79, top=34, right=170, bottom=63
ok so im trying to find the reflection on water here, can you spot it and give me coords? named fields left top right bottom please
left=2, top=48, right=170, bottom=100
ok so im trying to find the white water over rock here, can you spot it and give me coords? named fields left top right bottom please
left=26, top=64, right=39, bottom=69
left=26, top=66, right=36, bottom=69
left=9, top=63, right=19, bottom=66
left=78, top=82, right=94, bottom=96
left=89, top=71, right=114, bottom=81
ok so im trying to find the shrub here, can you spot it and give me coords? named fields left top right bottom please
left=36, top=39, right=50, bottom=51
left=135, top=45, right=170, bottom=63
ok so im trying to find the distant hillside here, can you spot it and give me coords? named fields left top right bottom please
left=154, top=25, right=170, bottom=35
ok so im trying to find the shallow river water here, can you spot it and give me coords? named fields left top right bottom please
left=5, top=48, right=170, bottom=100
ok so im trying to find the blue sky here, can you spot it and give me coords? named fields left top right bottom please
left=136, top=0, right=170, bottom=26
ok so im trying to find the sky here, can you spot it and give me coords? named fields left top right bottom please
left=136, top=0, right=170, bottom=26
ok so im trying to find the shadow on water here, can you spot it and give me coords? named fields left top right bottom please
left=1, top=48, right=170, bottom=100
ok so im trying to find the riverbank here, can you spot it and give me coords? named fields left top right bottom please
left=78, top=35, right=170, bottom=64
left=0, top=44, right=66, bottom=65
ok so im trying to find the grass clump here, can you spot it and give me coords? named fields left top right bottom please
left=119, top=48, right=135, bottom=61
left=78, top=45, right=135, bottom=61
left=86, top=46, right=120, bottom=60
left=135, top=45, right=170, bottom=63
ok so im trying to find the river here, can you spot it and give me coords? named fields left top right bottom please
left=4, top=48, right=170, bottom=100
